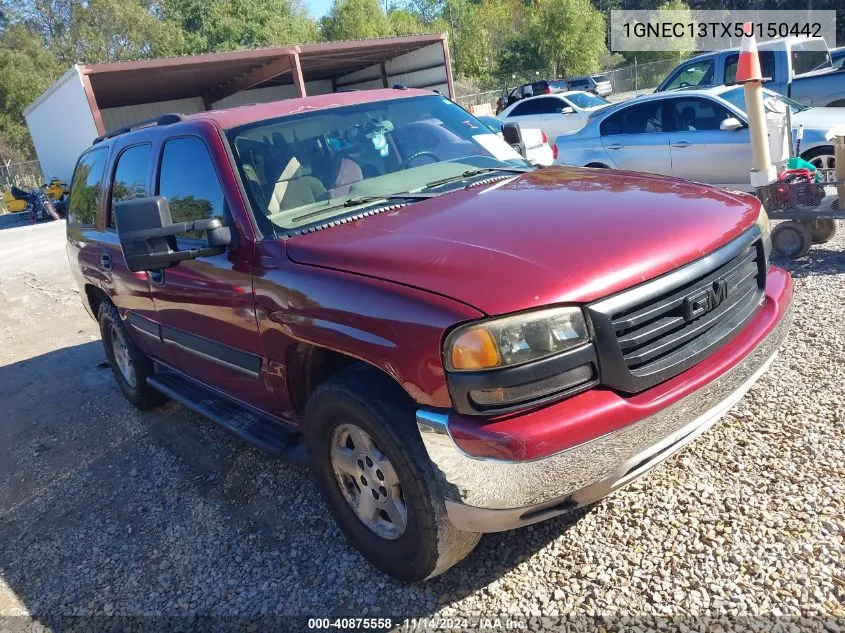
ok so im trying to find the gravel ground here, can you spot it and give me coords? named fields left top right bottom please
left=0, top=220, right=842, bottom=631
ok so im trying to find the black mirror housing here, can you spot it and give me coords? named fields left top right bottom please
left=114, top=196, right=230, bottom=272
left=501, top=122, right=526, bottom=158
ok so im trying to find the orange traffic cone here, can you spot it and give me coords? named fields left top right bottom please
left=735, top=21, right=762, bottom=83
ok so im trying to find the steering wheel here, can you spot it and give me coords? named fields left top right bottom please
left=404, top=151, right=440, bottom=167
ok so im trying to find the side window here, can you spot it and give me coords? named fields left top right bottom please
left=158, top=136, right=227, bottom=242
left=664, top=59, right=715, bottom=90
left=109, top=144, right=152, bottom=227
left=67, top=148, right=108, bottom=226
left=600, top=101, right=664, bottom=135
left=509, top=98, right=558, bottom=117
left=725, top=51, right=775, bottom=84
left=672, top=97, right=733, bottom=131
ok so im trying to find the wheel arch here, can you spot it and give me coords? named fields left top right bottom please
left=286, top=343, right=415, bottom=415
left=84, top=283, right=110, bottom=319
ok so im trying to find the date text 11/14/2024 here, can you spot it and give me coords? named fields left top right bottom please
left=307, top=618, right=529, bottom=630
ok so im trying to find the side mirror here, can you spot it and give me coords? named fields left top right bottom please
left=501, top=122, right=526, bottom=157
left=719, top=117, right=744, bottom=131
left=560, top=106, right=575, bottom=115
left=114, top=196, right=231, bottom=272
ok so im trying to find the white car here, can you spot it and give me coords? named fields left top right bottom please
left=554, top=86, right=843, bottom=187
left=475, top=115, right=556, bottom=167
left=497, top=91, right=610, bottom=141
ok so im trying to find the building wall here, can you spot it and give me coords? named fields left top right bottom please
left=336, top=43, right=448, bottom=94
left=24, top=67, right=100, bottom=183
left=211, top=80, right=333, bottom=109
left=100, top=97, right=206, bottom=132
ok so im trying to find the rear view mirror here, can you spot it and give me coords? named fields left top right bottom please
left=114, top=196, right=231, bottom=272
left=501, top=122, right=526, bottom=157
left=561, top=107, right=575, bottom=115
left=720, top=117, right=744, bottom=131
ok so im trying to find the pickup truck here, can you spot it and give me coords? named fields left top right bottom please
left=66, top=88, right=793, bottom=581
left=655, top=36, right=845, bottom=107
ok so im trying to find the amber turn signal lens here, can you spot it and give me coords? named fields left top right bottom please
left=450, top=328, right=501, bottom=370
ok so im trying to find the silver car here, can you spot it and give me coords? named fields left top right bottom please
left=555, top=86, right=842, bottom=187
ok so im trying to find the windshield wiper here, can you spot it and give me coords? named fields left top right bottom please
left=290, top=191, right=439, bottom=225
left=425, top=167, right=532, bottom=190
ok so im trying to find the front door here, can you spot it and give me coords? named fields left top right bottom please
left=667, top=97, right=752, bottom=185
left=599, top=100, right=672, bottom=175
left=147, top=134, right=277, bottom=414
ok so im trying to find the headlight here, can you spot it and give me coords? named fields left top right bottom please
left=444, top=307, right=597, bottom=414
left=757, top=205, right=772, bottom=261
left=446, top=306, right=590, bottom=371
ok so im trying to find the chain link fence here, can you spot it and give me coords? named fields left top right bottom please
left=454, top=57, right=684, bottom=111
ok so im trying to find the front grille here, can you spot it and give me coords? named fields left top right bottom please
left=588, top=228, right=766, bottom=393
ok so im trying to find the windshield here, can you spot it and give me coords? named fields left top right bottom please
left=226, top=95, right=530, bottom=235
left=791, top=40, right=831, bottom=75
left=593, top=75, right=609, bottom=83
left=566, top=92, right=609, bottom=108
left=719, top=86, right=809, bottom=115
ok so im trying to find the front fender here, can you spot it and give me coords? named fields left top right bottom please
left=253, top=242, right=484, bottom=409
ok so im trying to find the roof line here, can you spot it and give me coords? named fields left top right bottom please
left=23, top=66, right=82, bottom=117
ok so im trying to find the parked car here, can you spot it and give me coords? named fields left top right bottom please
left=502, top=79, right=570, bottom=109
left=475, top=115, right=556, bottom=166
left=831, top=46, right=845, bottom=69
left=655, top=37, right=845, bottom=107
left=497, top=91, right=609, bottom=140
left=565, top=75, right=613, bottom=97
left=554, top=86, right=843, bottom=185
left=67, top=87, right=792, bottom=582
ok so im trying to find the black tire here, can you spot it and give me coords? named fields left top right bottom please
left=98, top=301, right=167, bottom=410
left=305, top=364, right=481, bottom=581
left=771, top=221, right=813, bottom=259
left=800, top=218, right=837, bottom=244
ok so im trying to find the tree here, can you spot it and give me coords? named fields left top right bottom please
left=160, top=0, right=318, bottom=54
left=321, top=0, right=393, bottom=40
left=0, top=25, right=61, bottom=160
left=531, top=0, right=607, bottom=77
left=388, top=8, right=431, bottom=36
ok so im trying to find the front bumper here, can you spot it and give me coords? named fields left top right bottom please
left=416, top=272, right=793, bottom=533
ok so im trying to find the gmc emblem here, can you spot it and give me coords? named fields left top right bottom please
left=683, top=279, right=729, bottom=322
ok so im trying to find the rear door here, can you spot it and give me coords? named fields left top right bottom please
left=505, top=97, right=562, bottom=137
left=148, top=133, right=278, bottom=413
left=667, top=96, right=751, bottom=184
left=599, top=100, right=672, bottom=175
left=101, top=143, right=164, bottom=355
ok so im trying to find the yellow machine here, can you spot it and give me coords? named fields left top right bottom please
left=3, top=189, right=28, bottom=213
left=42, top=177, right=68, bottom=202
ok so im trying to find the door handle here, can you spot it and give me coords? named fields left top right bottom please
left=100, top=254, right=112, bottom=271
left=606, top=143, right=624, bottom=150
left=148, top=269, right=165, bottom=285
left=671, top=141, right=691, bottom=148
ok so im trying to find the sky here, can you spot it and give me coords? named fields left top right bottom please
left=305, top=0, right=333, bottom=19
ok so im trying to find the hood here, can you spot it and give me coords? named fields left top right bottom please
left=792, top=107, right=845, bottom=132
left=286, top=167, right=760, bottom=316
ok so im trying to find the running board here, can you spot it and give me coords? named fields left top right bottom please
left=147, top=370, right=304, bottom=462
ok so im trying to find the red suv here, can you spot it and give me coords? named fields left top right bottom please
left=66, top=88, right=793, bottom=581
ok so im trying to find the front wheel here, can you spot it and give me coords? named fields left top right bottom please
left=305, top=365, right=480, bottom=581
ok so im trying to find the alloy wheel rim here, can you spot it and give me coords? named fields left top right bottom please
left=330, top=423, right=407, bottom=540
left=808, top=154, right=835, bottom=170
left=110, top=326, right=136, bottom=387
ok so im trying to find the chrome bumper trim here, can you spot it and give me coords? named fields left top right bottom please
left=417, top=300, right=792, bottom=533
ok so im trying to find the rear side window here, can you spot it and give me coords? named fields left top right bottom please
left=601, top=101, right=664, bottom=135
left=569, top=78, right=590, bottom=89
left=725, top=51, right=775, bottom=84
left=67, top=148, right=108, bottom=226
left=157, top=136, right=227, bottom=241
left=109, top=144, right=152, bottom=227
